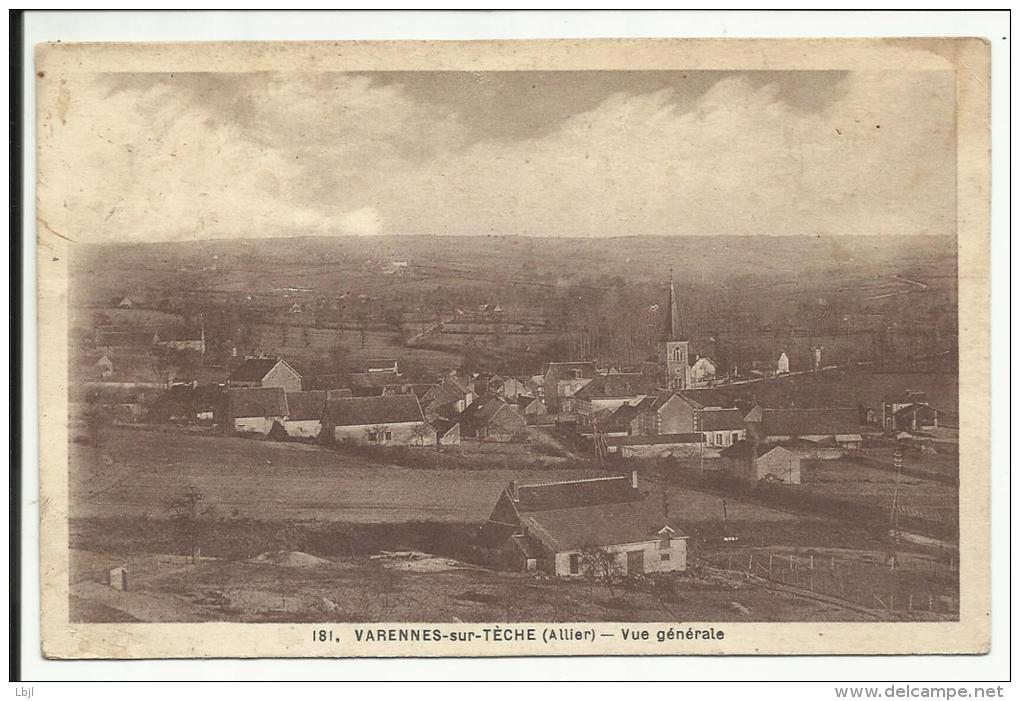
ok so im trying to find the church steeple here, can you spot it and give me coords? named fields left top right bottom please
left=658, top=268, right=691, bottom=390
left=663, top=268, right=685, bottom=342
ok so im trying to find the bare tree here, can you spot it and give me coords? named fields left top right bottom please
left=168, top=485, right=213, bottom=562
left=580, top=546, right=622, bottom=600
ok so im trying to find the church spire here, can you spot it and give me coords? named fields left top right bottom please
left=663, top=268, right=685, bottom=341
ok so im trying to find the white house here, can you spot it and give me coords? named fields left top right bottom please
left=282, top=390, right=327, bottom=438
left=226, top=386, right=289, bottom=435
left=480, top=473, right=688, bottom=576
left=322, top=394, right=436, bottom=446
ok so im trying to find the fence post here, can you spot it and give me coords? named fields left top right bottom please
left=769, top=554, right=774, bottom=576
left=929, top=593, right=934, bottom=611
left=908, top=594, right=913, bottom=611
left=810, top=555, right=814, bottom=570
left=831, top=556, right=835, bottom=571
left=748, top=553, right=754, bottom=572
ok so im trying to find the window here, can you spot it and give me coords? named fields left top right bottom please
left=573, top=369, right=582, bottom=380
left=367, top=433, right=377, bottom=443
left=732, top=432, right=740, bottom=444
left=660, top=553, right=671, bottom=562
left=383, top=431, right=392, bottom=441
left=569, top=553, right=580, bottom=575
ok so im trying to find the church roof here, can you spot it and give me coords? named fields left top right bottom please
left=662, top=271, right=686, bottom=342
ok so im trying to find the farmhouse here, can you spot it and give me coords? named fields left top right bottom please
left=542, top=361, right=597, bottom=414
left=281, top=390, right=327, bottom=438
left=458, top=395, right=528, bottom=442
left=366, top=358, right=399, bottom=374
left=227, top=357, right=302, bottom=392
left=480, top=473, right=688, bottom=576
left=517, top=395, right=548, bottom=424
left=322, top=394, right=435, bottom=446
left=746, top=406, right=862, bottom=450
left=226, top=386, right=289, bottom=435
left=720, top=440, right=801, bottom=485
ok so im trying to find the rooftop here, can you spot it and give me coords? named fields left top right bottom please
left=322, top=394, right=425, bottom=427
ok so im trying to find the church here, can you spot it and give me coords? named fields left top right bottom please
left=657, top=271, right=692, bottom=390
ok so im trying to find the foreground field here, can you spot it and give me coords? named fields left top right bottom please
left=73, top=428, right=800, bottom=524
left=70, top=548, right=911, bottom=624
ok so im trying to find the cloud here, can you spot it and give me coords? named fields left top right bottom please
left=39, top=71, right=955, bottom=243
left=339, top=206, right=383, bottom=236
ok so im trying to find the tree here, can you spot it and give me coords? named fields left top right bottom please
left=580, top=546, right=622, bottom=600
left=168, top=485, right=213, bottom=562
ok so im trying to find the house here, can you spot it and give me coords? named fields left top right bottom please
left=542, top=361, right=597, bottom=414
left=282, top=390, right=327, bottom=438
left=777, top=351, right=790, bottom=375
left=720, top=440, right=801, bottom=484
left=420, top=374, right=475, bottom=418
left=689, top=356, right=717, bottom=387
left=881, top=391, right=941, bottom=431
left=605, top=433, right=704, bottom=459
left=631, top=391, right=700, bottom=436
left=695, top=407, right=747, bottom=454
left=117, top=296, right=135, bottom=308
left=572, top=372, right=657, bottom=425
left=747, top=406, right=862, bottom=450
left=479, top=472, right=688, bottom=576
left=429, top=418, right=462, bottom=446
left=321, top=394, right=435, bottom=446
left=496, top=377, right=528, bottom=401
left=227, top=357, right=302, bottom=392
left=517, top=395, right=549, bottom=424
left=225, top=386, right=289, bottom=435
left=458, top=395, right=528, bottom=442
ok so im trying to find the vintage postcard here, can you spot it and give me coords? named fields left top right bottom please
left=35, top=37, right=990, bottom=658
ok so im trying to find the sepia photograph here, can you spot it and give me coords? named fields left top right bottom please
left=32, top=35, right=991, bottom=659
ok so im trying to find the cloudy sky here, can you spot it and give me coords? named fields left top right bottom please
left=44, top=70, right=956, bottom=242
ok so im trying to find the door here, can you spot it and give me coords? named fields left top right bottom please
left=626, top=550, right=645, bottom=575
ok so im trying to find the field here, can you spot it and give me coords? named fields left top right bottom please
left=73, top=428, right=800, bottom=525
left=801, top=459, right=958, bottom=527
left=69, top=548, right=890, bottom=624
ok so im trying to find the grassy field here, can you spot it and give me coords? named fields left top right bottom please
left=73, top=428, right=800, bottom=525
left=801, top=459, right=958, bottom=527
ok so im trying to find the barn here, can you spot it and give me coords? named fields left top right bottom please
left=479, top=473, right=688, bottom=576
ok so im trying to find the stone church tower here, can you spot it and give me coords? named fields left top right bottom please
left=658, top=271, right=691, bottom=390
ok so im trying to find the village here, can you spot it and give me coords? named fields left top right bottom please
left=68, top=241, right=960, bottom=624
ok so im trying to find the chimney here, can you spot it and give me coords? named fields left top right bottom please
left=631, top=470, right=639, bottom=489
left=508, top=480, right=519, bottom=502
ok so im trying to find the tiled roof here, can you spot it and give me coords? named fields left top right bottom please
left=284, top=391, right=327, bottom=421
left=544, top=361, right=597, bottom=383
left=428, top=418, right=459, bottom=437
left=719, top=439, right=783, bottom=460
left=573, top=372, right=656, bottom=399
left=698, top=408, right=746, bottom=431
left=228, top=358, right=291, bottom=383
left=322, top=395, right=425, bottom=427
left=757, top=408, right=860, bottom=437
left=521, top=499, right=686, bottom=551
left=227, top=386, right=289, bottom=418
left=515, top=475, right=640, bottom=513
